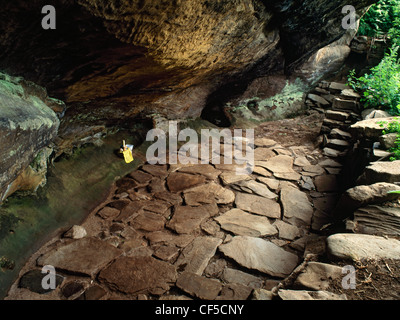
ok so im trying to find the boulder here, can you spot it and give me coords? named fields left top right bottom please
left=0, top=73, right=60, bottom=202
left=379, top=133, right=397, bottom=150
left=334, top=183, right=400, bottom=218
left=361, top=109, right=391, bottom=120
left=218, top=236, right=299, bottom=278
left=63, top=225, right=87, bottom=239
left=326, top=233, right=400, bottom=261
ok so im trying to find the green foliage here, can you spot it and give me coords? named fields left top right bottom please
left=378, top=117, right=400, bottom=160
left=358, top=0, right=400, bottom=38
left=348, top=45, right=400, bottom=115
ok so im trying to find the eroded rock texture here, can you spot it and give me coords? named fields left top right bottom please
left=0, top=0, right=375, bottom=200
left=0, top=73, right=60, bottom=201
left=0, top=0, right=374, bottom=124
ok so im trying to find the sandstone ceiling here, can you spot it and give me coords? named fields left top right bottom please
left=0, top=0, right=375, bottom=125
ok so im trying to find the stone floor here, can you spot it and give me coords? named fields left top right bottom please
left=6, top=81, right=400, bottom=300
left=6, top=115, right=350, bottom=300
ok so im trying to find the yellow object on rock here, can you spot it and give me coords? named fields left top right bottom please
left=123, top=149, right=134, bottom=164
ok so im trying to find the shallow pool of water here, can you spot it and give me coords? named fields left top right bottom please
left=0, top=130, right=146, bottom=298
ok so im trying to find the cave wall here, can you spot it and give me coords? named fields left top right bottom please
left=0, top=0, right=376, bottom=201
left=0, top=0, right=375, bottom=124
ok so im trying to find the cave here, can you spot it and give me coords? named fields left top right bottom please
left=4, top=0, right=400, bottom=303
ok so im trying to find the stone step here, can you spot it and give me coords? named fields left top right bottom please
left=329, top=128, right=352, bottom=140
left=307, top=93, right=330, bottom=106
left=339, top=88, right=360, bottom=100
left=332, top=97, right=359, bottom=112
left=322, top=118, right=350, bottom=130
left=329, top=82, right=348, bottom=92
left=325, top=110, right=350, bottom=122
left=325, top=138, right=351, bottom=151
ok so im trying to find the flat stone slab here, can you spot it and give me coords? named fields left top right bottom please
left=294, top=262, right=343, bottom=291
left=256, top=155, right=296, bottom=175
left=254, top=148, right=276, bottom=161
left=353, top=205, right=400, bottom=236
left=167, top=203, right=218, bottom=234
left=281, top=187, right=314, bottom=227
left=220, top=171, right=252, bottom=185
left=278, top=289, right=347, bottom=300
left=183, top=182, right=235, bottom=205
left=37, top=237, right=122, bottom=277
left=215, top=208, right=278, bottom=237
left=327, top=233, right=400, bottom=261
left=221, top=267, right=264, bottom=289
left=97, top=206, right=120, bottom=220
left=98, top=256, right=177, bottom=295
left=272, top=220, right=301, bottom=240
left=254, top=138, right=277, bottom=148
left=235, top=192, right=281, bottom=218
left=231, top=180, right=277, bottom=199
left=176, top=272, right=222, bottom=300
left=141, top=164, right=168, bottom=179
left=130, top=211, right=166, bottom=232
left=363, top=160, right=400, bottom=184
left=178, top=164, right=222, bottom=180
left=307, top=93, right=330, bottom=106
left=219, top=236, right=299, bottom=278
left=350, top=117, right=394, bottom=139
left=175, top=236, right=222, bottom=275
left=167, top=172, right=206, bottom=192
left=19, top=269, right=64, bottom=294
